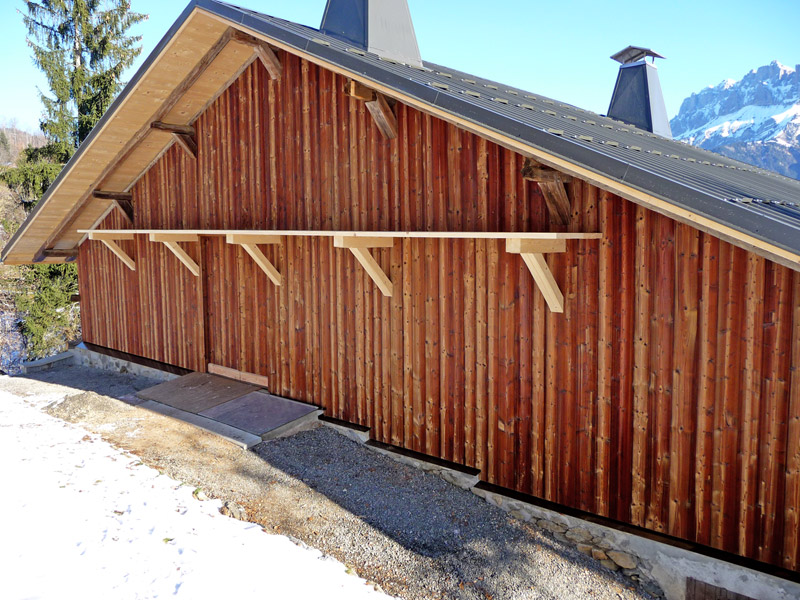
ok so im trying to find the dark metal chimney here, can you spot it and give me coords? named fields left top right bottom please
left=320, top=0, right=422, bottom=68
left=607, top=46, right=672, bottom=138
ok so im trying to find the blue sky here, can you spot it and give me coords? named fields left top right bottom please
left=1, top=0, right=798, bottom=133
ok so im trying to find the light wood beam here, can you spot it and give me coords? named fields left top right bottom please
left=226, top=233, right=282, bottom=244
left=366, top=93, right=398, bottom=140
left=149, top=233, right=199, bottom=243
left=226, top=234, right=282, bottom=285
left=82, top=229, right=603, bottom=240
left=149, top=233, right=200, bottom=276
left=100, top=239, right=135, bottom=271
left=505, top=238, right=567, bottom=254
left=333, top=236, right=395, bottom=248
left=89, top=232, right=135, bottom=241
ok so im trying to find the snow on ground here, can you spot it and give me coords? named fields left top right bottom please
left=0, top=384, right=390, bottom=600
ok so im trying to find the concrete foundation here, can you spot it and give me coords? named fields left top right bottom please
left=472, top=485, right=800, bottom=600
left=72, top=344, right=178, bottom=382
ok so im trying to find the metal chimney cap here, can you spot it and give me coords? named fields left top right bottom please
left=611, top=46, right=665, bottom=65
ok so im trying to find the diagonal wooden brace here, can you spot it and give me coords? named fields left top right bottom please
left=334, top=235, right=394, bottom=297
left=506, top=238, right=565, bottom=312
left=150, top=233, right=200, bottom=277
left=89, top=231, right=136, bottom=271
left=226, top=233, right=282, bottom=286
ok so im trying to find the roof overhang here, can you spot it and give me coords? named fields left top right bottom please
left=3, top=0, right=800, bottom=272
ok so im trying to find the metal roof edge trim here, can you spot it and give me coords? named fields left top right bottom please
left=1, top=0, right=202, bottom=263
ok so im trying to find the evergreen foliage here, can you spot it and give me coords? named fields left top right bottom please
left=2, top=1, right=147, bottom=359
left=0, top=131, right=11, bottom=164
left=24, top=0, right=147, bottom=161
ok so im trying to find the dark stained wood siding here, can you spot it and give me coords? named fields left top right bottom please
left=77, top=55, right=800, bottom=570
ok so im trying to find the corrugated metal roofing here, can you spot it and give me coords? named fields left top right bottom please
left=211, top=0, right=800, bottom=258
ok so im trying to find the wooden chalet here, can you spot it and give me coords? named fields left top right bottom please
left=4, top=0, right=800, bottom=575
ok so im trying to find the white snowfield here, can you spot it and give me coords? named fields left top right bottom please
left=0, top=384, right=390, bottom=600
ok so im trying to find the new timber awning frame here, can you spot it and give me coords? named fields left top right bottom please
left=81, top=229, right=603, bottom=312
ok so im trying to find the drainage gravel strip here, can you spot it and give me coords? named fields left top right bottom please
left=5, top=365, right=657, bottom=600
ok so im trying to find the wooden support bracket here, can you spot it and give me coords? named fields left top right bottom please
left=173, top=133, right=198, bottom=159
left=89, top=232, right=135, bottom=271
left=366, top=93, right=398, bottom=139
left=92, top=191, right=134, bottom=225
left=505, top=238, right=565, bottom=313
left=112, top=199, right=134, bottom=224
left=346, top=79, right=397, bottom=140
left=150, top=233, right=200, bottom=277
left=232, top=30, right=282, bottom=79
left=522, top=158, right=572, bottom=225
left=334, top=235, right=394, bottom=297
left=151, top=122, right=197, bottom=159
left=226, top=234, right=282, bottom=286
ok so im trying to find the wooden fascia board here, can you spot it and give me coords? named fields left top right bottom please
left=194, top=9, right=800, bottom=272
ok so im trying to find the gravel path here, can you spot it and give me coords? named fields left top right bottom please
left=6, top=364, right=655, bottom=600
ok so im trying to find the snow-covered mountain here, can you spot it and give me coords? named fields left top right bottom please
left=670, top=61, right=800, bottom=179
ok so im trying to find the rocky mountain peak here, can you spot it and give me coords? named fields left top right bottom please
left=670, top=61, right=800, bottom=180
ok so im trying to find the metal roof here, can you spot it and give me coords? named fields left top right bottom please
left=208, top=0, right=800, bottom=259
left=4, top=0, right=799, bottom=265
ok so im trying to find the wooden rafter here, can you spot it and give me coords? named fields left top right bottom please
left=505, top=238, right=566, bottom=312
left=522, top=158, right=572, bottom=226
left=334, top=235, right=394, bottom=297
left=226, top=233, right=282, bottom=286
left=346, top=79, right=398, bottom=140
left=88, top=231, right=135, bottom=271
left=43, top=249, right=79, bottom=260
left=232, top=30, right=281, bottom=79
left=150, top=233, right=200, bottom=276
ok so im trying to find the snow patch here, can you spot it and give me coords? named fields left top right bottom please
left=0, top=386, right=391, bottom=600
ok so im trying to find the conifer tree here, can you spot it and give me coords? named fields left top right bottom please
left=0, top=1, right=147, bottom=359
